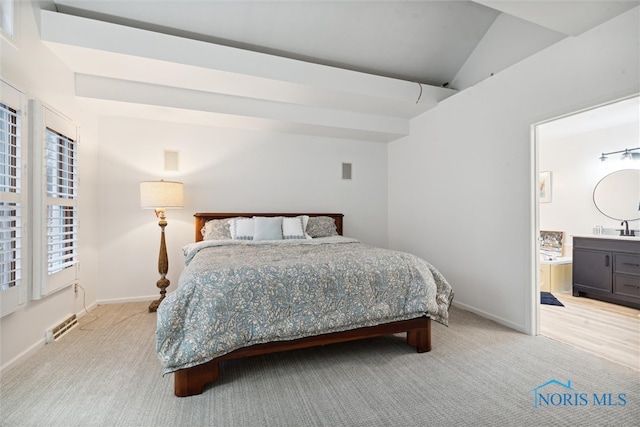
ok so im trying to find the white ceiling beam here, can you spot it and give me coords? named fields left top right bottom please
left=76, top=97, right=406, bottom=143
left=75, top=74, right=409, bottom=139
left=40, top=9, right=455, bottom=112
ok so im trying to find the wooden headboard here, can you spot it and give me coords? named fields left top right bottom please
left=194, top=213, right=344, bottom=242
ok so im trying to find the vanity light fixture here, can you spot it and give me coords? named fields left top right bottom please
left=599, top=147, right=640, bottom=162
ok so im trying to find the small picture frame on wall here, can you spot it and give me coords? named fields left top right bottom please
left=539, top=171, right=552, bottom=203
left=540, top=230, right=564, bottom=257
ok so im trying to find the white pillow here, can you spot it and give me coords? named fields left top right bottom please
left=229, top=218, right=254, bottom=240
left=282, top=215, right=311, bottom=240
left=253, top=216, right=283, bottom=241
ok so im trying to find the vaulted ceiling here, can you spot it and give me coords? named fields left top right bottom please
left=42, top=1, right=638, bottom=141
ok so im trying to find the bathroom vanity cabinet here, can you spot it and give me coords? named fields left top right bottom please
left=572, top=237, right=640, bottom=309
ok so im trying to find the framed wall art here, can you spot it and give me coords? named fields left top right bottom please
left=540, top=230, right=564, bottom=257
left=539, top=171, right=552, bottom=203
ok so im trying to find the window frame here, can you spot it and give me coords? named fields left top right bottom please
left=30, top=100, right=79, bottom=299
left=0, top=78, right=27, bottom=316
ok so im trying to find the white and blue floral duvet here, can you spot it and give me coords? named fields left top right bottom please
left=156, top=236, right=454, bottom=374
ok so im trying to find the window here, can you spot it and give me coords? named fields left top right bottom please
left=46, top=129, right=78, bottom=275
left=0, top=89, right=79, bottom=308
left=0, top=79, right=26, bottom=316
left=30, top=101, right=78, bottom=299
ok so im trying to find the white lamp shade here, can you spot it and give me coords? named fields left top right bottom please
left=140, top=180, right=184, bottom=209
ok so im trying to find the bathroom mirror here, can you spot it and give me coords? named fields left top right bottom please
left=593, top=169, right=640, bottom=221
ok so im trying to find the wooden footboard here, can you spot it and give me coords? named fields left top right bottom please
left=174, top=316, right=431, bottom=397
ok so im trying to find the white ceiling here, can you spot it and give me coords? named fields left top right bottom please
left=42, top=0, right=639, bottom=141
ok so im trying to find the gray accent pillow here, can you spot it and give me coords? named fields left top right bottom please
left=306, top=216, right=338, bottom=238
left=201, top=218, right=233, bottom=240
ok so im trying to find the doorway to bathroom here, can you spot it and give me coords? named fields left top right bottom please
left=533, top=95, right=640, bottom=370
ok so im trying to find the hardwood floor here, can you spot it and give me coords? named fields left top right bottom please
left=540, top=292, right=640, bottom=371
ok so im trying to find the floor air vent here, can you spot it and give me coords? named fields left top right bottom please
left=46, top=314, right=78, bottom=343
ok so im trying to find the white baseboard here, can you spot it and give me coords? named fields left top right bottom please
left=0, top=338, right=45, bottom=375
left=96, top=295, right=156, bottom=305
left=0, top=300, right=100, bottom=375
left=76, top=300, right=99, bottom=319
left=452, top=300, right=526, bottom=334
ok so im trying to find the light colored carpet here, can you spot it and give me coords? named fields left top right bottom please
left=1, top=302, right=638, bottom=426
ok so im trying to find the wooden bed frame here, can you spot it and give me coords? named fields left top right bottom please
left=172, top=213, right=432, bottom=397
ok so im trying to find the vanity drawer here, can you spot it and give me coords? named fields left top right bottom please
left=613, top=275, right=640, bottom=299
left=614, top=253, right=640, bottom=277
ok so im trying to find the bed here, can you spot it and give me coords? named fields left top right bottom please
left=157, top=213, right=453, bottom=397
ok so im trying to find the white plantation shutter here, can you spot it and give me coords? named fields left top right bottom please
left=0, top=79, right=26, bottom=316
left=31, top=100, right=79, bottom=299
left=45, top=129, right=78, bottom=275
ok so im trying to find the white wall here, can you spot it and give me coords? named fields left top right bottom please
left=388, top=7, right=640, bottom=333
left=0, top=1, right=99, bottom=369
left=96, top=116, right=388, bottom=302
left=540, top=119, right=640, bottom=248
